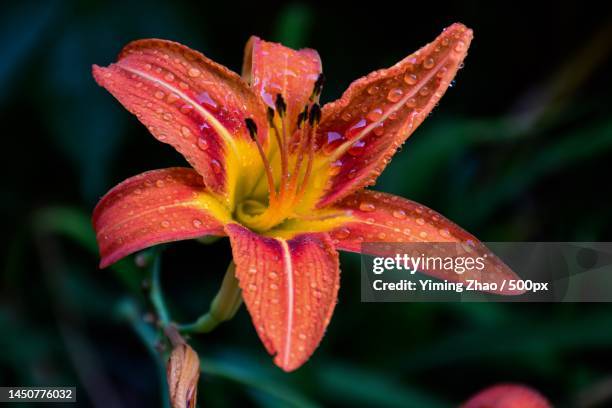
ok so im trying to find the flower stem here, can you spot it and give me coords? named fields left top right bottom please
left=177, top=262, right=242, bottom=333
left=150, top=250, right=170, bottom=327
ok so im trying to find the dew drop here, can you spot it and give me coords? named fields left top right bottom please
left=367, top=108, right=383, bottom=121
left=454, top=41, right=465, bottom=52
left=367, top=85, right=379, bottom=95
left=162, top=112, right=173, bottom=121
left=248, top=283, right=257, bottom=292
left=404, top=73, right=418, bottom=85
left=423, top=58, right=435, bottom=69
left=161, top=220, right=170, bottom=228
left=419, top=86, right=430, bottom=96
left=192, top=219, right=203, bottom=228
left=341, top=112, right=352, bottom=122
left=419, top=231, right=428, bottom=238
left=373, top=124, right=385, bottom=136
left=188, top=67, right=201, bottom=77
left=415, top=217, right=425, bottom=225
left=248, top=267, right=257, bottom=274
left=406, top=98, right=417, bottom=108
left=335, top=227, right=350, bottom=239
left=164, top=73, right=175, bottom=81
left=211, top=159, right=222, bottom=174
left=270, top=283, right=279, bottom=290
left=387, top=88, right=403, bottom=103
left=329, top=160, right=342, bottom=175
left=268, top=272, right=278, bottom=280
left=181, top=126, right=191, bottom=138
left=324, top=131, right=344, bottom=155
left=156, top=180, right=165, bottom=188
left=359, top=202, right=376, bottom=212
left=439, top=228, right=451, bottom=238
left=154, top=91, right=165, bottom=99
left=392, top=210, right=406, bottom=219
left=347, top=140, right=366, bottom=156
left=197, top=137, right=209, bottom=151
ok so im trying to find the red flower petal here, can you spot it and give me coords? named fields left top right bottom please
left=226, top=223, right=339, bottom=371
left=463, top=384, right=551, bottom=408
left=92, top=39, right=268, bottom=203
left=243, top=36, right=322, bottom=130
left=330, top=190, right=521, bottom=294
left=93, top=168, right=228, bottom=268
left=316, top=23, right=472, bottom=207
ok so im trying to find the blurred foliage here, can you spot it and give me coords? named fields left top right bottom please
left=2, top=0, right=612, bottom=407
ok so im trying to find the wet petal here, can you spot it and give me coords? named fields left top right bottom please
left=316, top=23, right=472, bottom=207
left=226, top=223, right=339, bottom=371
left=243, top=36, right=322, bottom=130
left=93, top=39, right=268, bottom=206
left=330, top=190, right=521, bottom=294
left=462, top=384, right=551, bottom=408
left=93, top=168, right=229, bottom=268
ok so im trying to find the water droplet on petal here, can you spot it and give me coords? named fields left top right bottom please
left=454, top=41, right=465, bottom=52
left=156, top=180, right=165, bottom=188
left=406, top=98, right=417, bottom=108
left=335, top=227, right=350, bottom=239
left=416, top=217, right=425, bottom=225
left=359, top=202, right=376, bottom=212
left=423, top=58, right=435, bottom=69
left=161, top=220, right=170, bottom=228
left=404, top=73, right=418, bottom=85
left=188, top=67, right=201, bottom=77
left=197, top=137, right=209, bottom=151
left=323, top=131, right=344, bottom=154
left=348, top=140, right=366, bottom=156
left=181, top=126, right=191, bottom=138
left=387, top=88, right=403, bottom=103
left=211, top=159, right=222, bottom=174
left=367, top=108, right=383, bottom=121
left=154, top=91, right=165, bottom=99
left=392, top=210, right=406, bottom=219
left=192, top=219, right=203, bottom=228
left=367, top=85, right=379, bottom=95
left=439, top=228, right=451, bottom=238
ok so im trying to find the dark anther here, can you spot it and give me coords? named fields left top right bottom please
left=275, top=94, right=287, bottom=116
left=245, top=118, right=258, bottom=140
left=266, top=107, right=275, bottom=124
left=308, top=103, right=321, bottom=126
left=311, top=73, right=325, bottom=99
left=296, top=105, right=309, bottom=129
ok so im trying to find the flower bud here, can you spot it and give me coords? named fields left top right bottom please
left=166, top=342, right=200, bottom=408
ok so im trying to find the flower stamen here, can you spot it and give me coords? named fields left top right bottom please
left=245, top=118, right=277, bottom=202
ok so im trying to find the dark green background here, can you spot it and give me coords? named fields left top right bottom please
left=2, top=0, right=612, bottom=406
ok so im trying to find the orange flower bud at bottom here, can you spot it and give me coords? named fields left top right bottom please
left=166, top=343, right=200, bottom=408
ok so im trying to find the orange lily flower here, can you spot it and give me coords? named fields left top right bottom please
left=92, top=22, right=519, bottom=371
